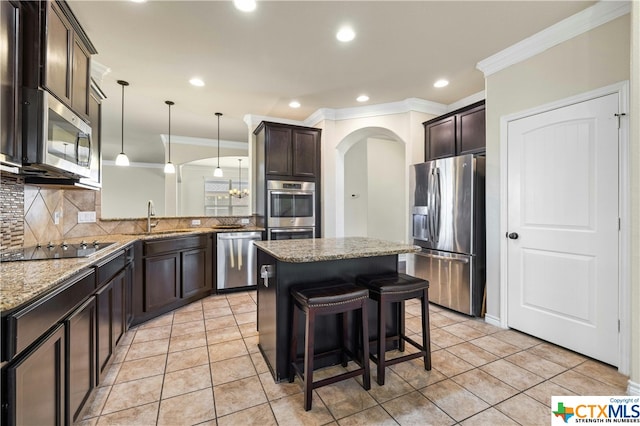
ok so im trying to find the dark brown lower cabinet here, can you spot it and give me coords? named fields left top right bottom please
left=66, top=297, right=96, bottom=423
left=144, top=253, right=181, bottom=312
left=96, top=270, right=126, bottom=383
left=5, top=324, right=65, bottom=426
left=182, top=247, right=209, bottom=299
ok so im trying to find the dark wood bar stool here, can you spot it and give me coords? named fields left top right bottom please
left=289, top=282, right=371, bottom=411
left=356, top=272, right=431, bottom=385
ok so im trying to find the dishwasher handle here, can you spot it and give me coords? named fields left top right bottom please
left=217, top=233, right=262, bottom=240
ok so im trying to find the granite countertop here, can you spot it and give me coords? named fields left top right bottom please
left=254, top=237, right=420, bottom=263
left=0, top=226, right=264, bottom=313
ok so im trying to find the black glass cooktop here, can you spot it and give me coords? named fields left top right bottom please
left=0, top=242, right=116, bottom=262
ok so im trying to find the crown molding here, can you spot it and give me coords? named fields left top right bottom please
left=304, top=98, right=447, bottom=126
left=476, top=0, right=631, bottom=77
left=447, top=91, right=485, bottom=112
left=160, top=134, right=247, bottom=149
left=243, top=97, right=447, bottom=129
left=90, top=60, right=111, bottom=86
left=103, top=160, right=163, bottom=169
left=243, top=114, right=305, bottom=129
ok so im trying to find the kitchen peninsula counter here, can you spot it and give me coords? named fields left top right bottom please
left=0, top=226, right=264, bottom=312
left=255, top=237, right=419, bottom=382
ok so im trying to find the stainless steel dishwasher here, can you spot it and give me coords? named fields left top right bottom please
left=217, top=232, right=262, bottom=290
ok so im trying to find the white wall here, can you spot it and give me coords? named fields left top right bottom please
left=484, top=15, right=630, bottom=321
left=344, top=141, right=368, bottom=237
left=484, top=14, right=637, bottom=384
left=343, top=137, right=406, bottom=242
left=101, top=164, right=166, bottom=218
left=313, top=111, right=436, bottom=240
left=367, top=138, right=405, bottom=243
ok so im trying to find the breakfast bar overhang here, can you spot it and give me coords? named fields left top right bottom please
left=254, top=237, right=421, bottom=382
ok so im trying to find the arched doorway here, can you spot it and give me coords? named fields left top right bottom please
left=336, top=127, right=407, bottom=242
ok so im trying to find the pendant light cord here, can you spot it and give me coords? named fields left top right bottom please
left=216, top=113, right=221, bottom=169
left=117, top=80, right=129, bottom=154
left=121, top=83, right=125, bottom=153
left=168, top=103, right=171, bottom=161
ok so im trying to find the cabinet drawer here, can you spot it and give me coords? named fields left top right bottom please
left=4, top=269, right=95, bottom=361
left=95, top=250, right=126, bottom=288
left=144, top=235, right=208, bottom=257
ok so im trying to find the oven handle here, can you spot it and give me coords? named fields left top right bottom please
left=270, top=228, right=315, bottom=233
left=268, top=191, right=314, bottom=196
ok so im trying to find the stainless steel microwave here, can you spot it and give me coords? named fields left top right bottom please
left=22, top=88, right=93, bottom=180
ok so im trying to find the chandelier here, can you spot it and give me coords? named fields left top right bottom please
left=229, top=158, right=249, bottom=198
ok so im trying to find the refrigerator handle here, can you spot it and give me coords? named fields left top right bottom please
left=428, top=169, right=435, bottom=241
left=433, top=167, right=441, bottom=242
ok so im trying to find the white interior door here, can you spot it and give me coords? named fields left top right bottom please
left=507, top=93, right=620, bottom=366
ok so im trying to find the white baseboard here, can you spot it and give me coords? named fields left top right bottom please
left=484, top=314, right=504, bottom=328
left=628, top=380, right=640, bottom=396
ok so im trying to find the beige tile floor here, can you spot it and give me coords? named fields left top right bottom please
left=76, top=290, right=628, bottom=426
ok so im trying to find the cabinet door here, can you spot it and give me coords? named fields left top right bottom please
left=144, top=253, right=180, bottom=312
left=425, top=116, right=456, bottom=161
left=125, top=261, right=134, bottom=328
left=71, top=38, right=90, bottom=118
left=66, top=297, right=95, bottom=424
left=5, top=324, right=65, bottom=426
left=181, top=248, right=209, bottom=299
left=0, top=0, right=21, bottom=166
left=44, top=1, right=71, bottom=103
left=265, top=126, right=292, bottom=176
left=292, top=129, right=319, bottom=178
left=456, top=104, right=485, bottom=155
left=95, top=280, right=113, bottom=383
left=95, top=270, right=125, bottom=384
left=111, top=270, right=126, bottom=348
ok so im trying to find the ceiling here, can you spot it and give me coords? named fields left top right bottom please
left=68, top=0, right=595, bottom=164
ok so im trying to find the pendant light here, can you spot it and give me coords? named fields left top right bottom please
left=115, top=80, right=130, bottom=166
left=229, top=158, right=249, bottom=198
left=213, top=112, right=223, bottom=177
left=164, top=100, right=175, bottom=174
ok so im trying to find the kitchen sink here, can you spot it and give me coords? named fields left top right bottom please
left=211, top=225, right=246, bottom=230
left=126, top=229, right=196, bottom=236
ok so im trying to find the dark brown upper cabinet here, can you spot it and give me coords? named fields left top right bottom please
left=423, top=100, right=485, bottom=161
left=23, top=0, right=97, bottom=120
left=255, top=122, right=321, bottom=179
left=0, top=0, right=22, bottom=167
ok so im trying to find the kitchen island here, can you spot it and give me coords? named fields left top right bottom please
left=254, top=237, right=420, bottom=382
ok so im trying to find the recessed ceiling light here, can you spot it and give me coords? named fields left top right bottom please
left=289, top=101, right=301, bottom=108
left=356, top=95, right=369, bottom=103
left=130, top=0, right=146, bottom=3
left=434, top=79, right=449, bottom=88
left=336, top=26, right=356, bottom=42
left=189, top=78, right=205, bottom=87
left=234, top=0, right=257, bottom=12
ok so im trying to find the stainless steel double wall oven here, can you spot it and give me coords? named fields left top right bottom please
left=267, top=180, right=316, bottom=240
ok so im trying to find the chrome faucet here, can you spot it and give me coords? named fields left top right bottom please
left=147, top=200, right=158, bottom=232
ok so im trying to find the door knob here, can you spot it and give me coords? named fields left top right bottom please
left=507, top=232, right=519, bottom=240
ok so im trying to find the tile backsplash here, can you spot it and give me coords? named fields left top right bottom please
left=1, top=171, right=257, bottom=249
left=0, top=174, right=25, bottom=250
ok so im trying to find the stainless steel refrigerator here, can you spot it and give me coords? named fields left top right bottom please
left=409, top=154, right=485, bottom=316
